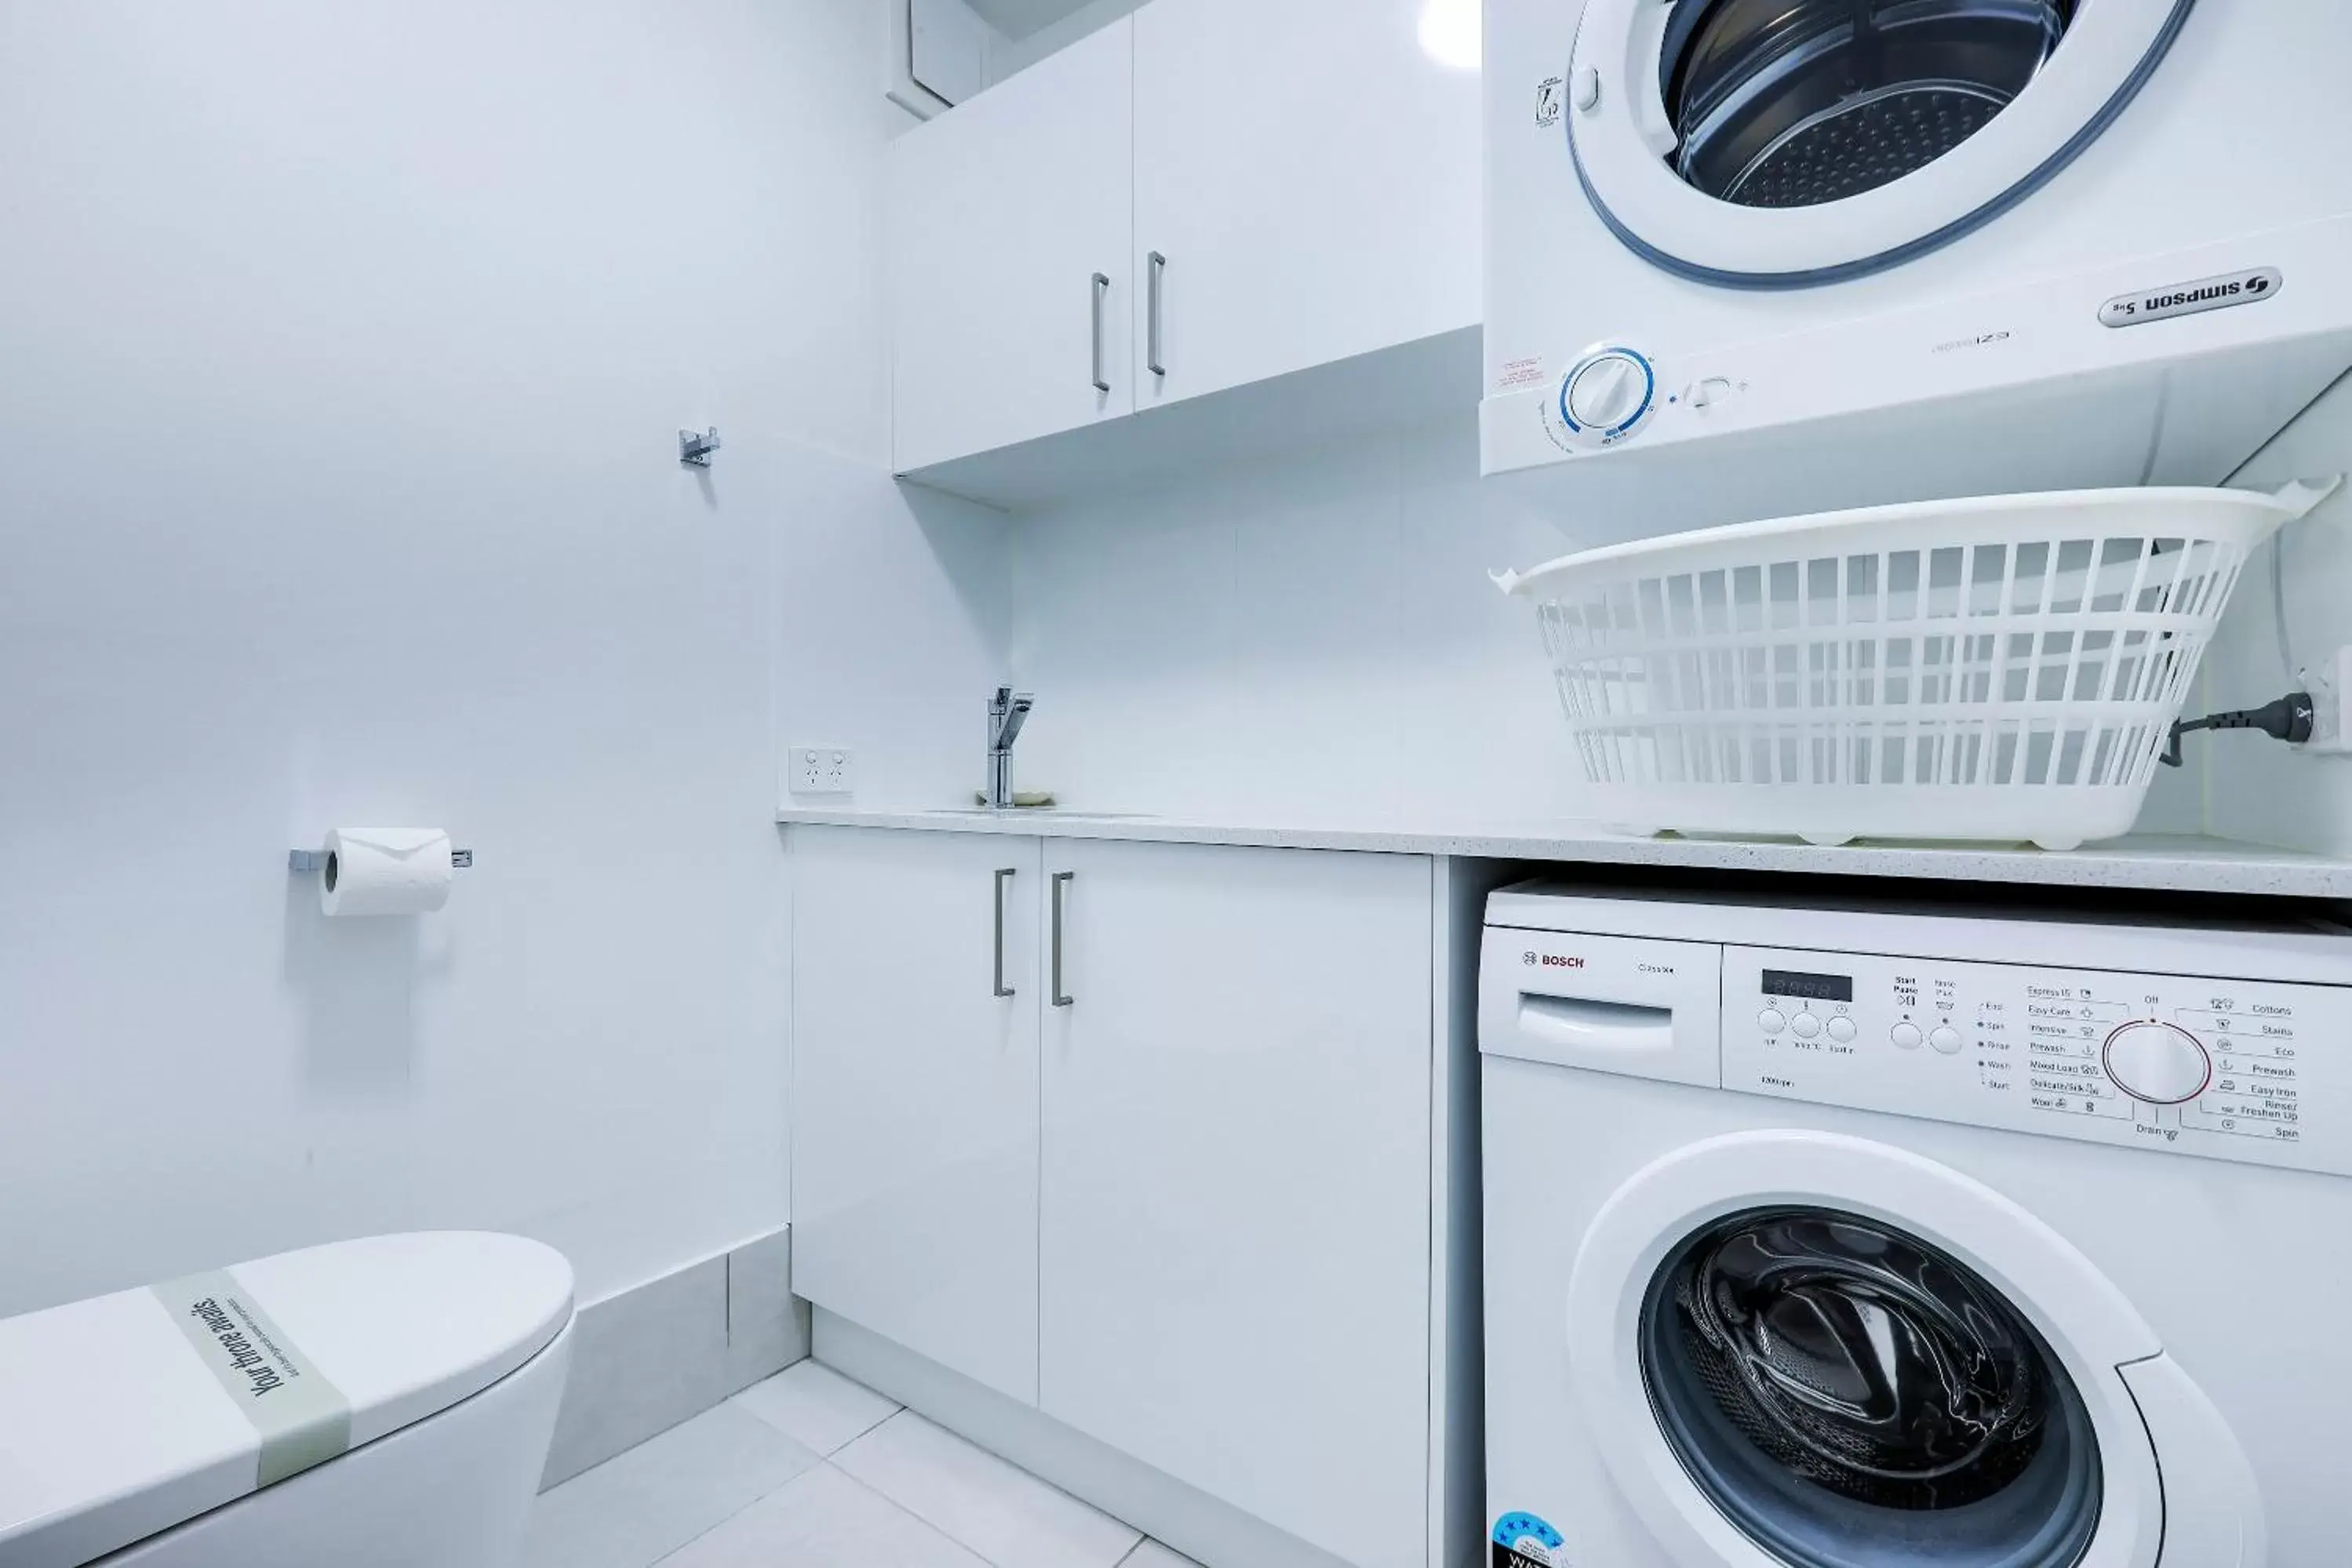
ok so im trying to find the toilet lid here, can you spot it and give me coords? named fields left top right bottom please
left=0, top=1232, right=574, bottom=1568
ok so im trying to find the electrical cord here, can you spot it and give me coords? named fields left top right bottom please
left=2161, top=691, right=2315, bottom=769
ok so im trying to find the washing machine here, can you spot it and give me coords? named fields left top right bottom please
left=1483, top=0, right=2352, bottom=525
left=1479, top=882, right=2352, bottom=1567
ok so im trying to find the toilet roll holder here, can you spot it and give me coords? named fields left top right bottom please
left=289, top=848, right=473, bottom=872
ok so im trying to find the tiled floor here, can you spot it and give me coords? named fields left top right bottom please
left=524, top=1361, right=1203, bottom=1568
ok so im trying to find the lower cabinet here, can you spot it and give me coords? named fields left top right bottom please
left=1039, top=839, right=1435, bottom=1568
left=788, top=827, right=1437, bottom=1568
left=789, top=827, right=1043, bottom=1405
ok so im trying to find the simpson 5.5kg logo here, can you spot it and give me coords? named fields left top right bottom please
left=2100, top=266, right=2282, bottom=329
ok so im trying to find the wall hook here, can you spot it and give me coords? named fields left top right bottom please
left=679, top=427, right=723, bottom=468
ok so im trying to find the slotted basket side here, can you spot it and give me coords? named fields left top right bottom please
left=1533, top=529, right=2246, bottom=800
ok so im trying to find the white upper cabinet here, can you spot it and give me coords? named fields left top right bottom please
left=890, top=18, right=1135, bottom=474
left=888, top=0, right=1482, bottom=500
left=1130, top=0, right=1482, bottom=413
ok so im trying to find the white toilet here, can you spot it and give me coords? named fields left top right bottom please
left=0, top=1231, right=574, bottom=1567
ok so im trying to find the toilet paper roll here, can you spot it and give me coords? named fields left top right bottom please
left=319, top=828, right=453, bottom=917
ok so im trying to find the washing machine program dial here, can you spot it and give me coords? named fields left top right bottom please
left=2103, top=1020, right=2212, bottom=1104
left=1552, top=347, right=1657, bottom=449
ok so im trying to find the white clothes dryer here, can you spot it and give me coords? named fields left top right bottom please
left=1480, top=883, right=2352, bottom=1567
left=1483, top=0, right=2352, bottom=524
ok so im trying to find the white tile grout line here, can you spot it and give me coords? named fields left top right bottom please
left=824, top=1459, right=1023, bottom=1568
left=636, top=1461, right=800, bottom=1568
left=821, top=1401, right=901, bottom=1457
left=824, top=1405, right=1143, bottom=1568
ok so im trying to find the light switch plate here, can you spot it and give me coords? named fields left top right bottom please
left=790, top=746, right=857, bottom=797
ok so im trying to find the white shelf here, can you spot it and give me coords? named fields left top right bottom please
left=776, top=806, right=2352, bottom=900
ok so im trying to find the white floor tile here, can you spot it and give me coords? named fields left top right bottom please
left=730, top=1360, right=901, bottom=1457
left=835, top=1412, right=1142, bottom=1568
left=654, top=1464, right=988, bottom=1568
left=523, top=1402, right=822, bottom=1568
left=1120, top=1541, right=1206, bottom=1568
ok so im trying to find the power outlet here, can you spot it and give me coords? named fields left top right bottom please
left=790, top=746, right=857, bottom=796
left=2299, top=649, right=2352, bottom=756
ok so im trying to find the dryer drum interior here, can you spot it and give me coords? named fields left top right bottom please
left=1660, top=0, right=2074, bottom=207
left=1638, top=1206, right=2104, bottom=1566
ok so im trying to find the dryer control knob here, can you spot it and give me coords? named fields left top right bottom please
left=2103, top=1021, right=2212, bottom=1104
left=1550, top=347, right=1658, bottom=449
left=1568, top=354, right=1648, bottom=429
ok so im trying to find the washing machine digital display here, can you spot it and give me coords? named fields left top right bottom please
left=1760, top=969, right=1853, bottom=1004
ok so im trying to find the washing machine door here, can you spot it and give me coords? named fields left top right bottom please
left=1567, top=0, right=2193, bottom=284
left=1566, top=1131, right=2261, bottom=1567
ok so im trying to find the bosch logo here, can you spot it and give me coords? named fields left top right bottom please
left=1540, top=955, right=1586, bottom=969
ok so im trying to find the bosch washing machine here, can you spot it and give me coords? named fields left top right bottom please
left=1480, top=883, right=2352, bottom=1567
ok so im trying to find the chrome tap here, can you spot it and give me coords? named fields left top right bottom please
left=986, top=687, right=1034, bottom=810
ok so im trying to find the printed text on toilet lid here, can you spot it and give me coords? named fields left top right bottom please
left=153, top=1271, right=352, bottom=1486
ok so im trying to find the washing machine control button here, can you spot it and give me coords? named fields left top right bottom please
left=1930, top=1025, right=1964, bottom=1054
left=2103, top=1020, right=2212, bottom=1104
left=1826, top=1015, right=1858, bottom=1044
left=1790, top=1013, right=1823, bottom=1039
left=1757, top=1008, right=1787, bottom=1035
left=1891, top=1022, right=1924, bottom=1050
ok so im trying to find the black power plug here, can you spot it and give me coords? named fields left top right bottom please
left=2161, top=691, right=2316, bottom=768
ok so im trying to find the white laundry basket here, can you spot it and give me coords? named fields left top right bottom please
left=1495, top=482, right=2338, bottom=851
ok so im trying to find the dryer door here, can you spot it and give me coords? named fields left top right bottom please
left=1567, top=0, right=2192, bottom=285
left=1564, top=1130, right=2257, bottom=1567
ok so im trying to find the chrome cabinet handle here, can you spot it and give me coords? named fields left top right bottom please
left=1050, top=871, right=1074, bottom=1008
left=1090, top=273, right=1111, bottom=394
left=1147, top=251, right=1167, bottom=377
left=992, top=868, right=1018, bottom=999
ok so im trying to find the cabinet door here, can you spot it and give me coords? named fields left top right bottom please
left=890, top=17, right=1135, bottom=472
left=790, top=827, right=1043, bottom=1404
left=1039, top=842, right=1434, bottom=1568
left=1131, top=0, right=1480, bottom=412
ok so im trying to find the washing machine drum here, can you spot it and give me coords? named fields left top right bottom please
left=1567, top=0, right=2194, bottom=283
left=1640, top=1207, right=2103, bottom=1567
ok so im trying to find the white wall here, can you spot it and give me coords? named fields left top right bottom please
left=1008, top=418, right=1581, bottom=820
left=0, top=0, right=1007, bottom=1318
left=2194, top=374, right=2352, bottom=855
left=1007, top=414, right=2215, bottom=832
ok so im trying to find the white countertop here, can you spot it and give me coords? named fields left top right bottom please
left=775, top=806, right=2352, bottom=900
